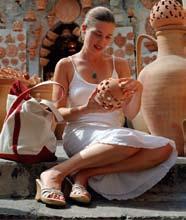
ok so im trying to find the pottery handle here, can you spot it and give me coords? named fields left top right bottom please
left=136, top=34, right=157, bottom=75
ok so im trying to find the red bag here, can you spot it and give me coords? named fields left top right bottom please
left=0, top=81, right=64, bottom=164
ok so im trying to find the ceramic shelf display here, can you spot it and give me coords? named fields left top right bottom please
left=136, top=0, right=186, bottom=155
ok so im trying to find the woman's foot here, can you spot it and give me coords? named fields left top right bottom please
left=35, top=179, right=66, bottom=206
left=69, top=183, right=91, bottom=204
left=69, top=171, right=91, bottom=204
left=40, top=169, right=64, bottom=189
left=35, top=169, right=66, bottom=206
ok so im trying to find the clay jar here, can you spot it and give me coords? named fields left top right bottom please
left=40, top=47, right=50, bottom=57
left=23, top=10, right=37, bottom=22
left=114, top=33, right=126, bottom=48
left=40, top=57, right=49, bottom=66
left=150, top=0, right=185, bottom=30
left=36, top=0, right=47, bottom=10
left=136, top=0, right=186, bottom=156
left=0, top=79, right=15, bottom=131
left=94, top=78, right=129, bottom=110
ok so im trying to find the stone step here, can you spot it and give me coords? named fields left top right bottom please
left=0, top=142, right=186, bottom=199
left=1, top=142, right=186, bottom=219
left=0, top=145, right=67, bottom=199
left=0, top=194, right=186, bottom=220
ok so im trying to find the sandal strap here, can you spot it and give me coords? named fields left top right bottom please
left=71, top=184, right=88, bottom=194
left=41, top=188, right=64, bottom=198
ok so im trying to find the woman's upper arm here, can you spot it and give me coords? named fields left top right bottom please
left=114, top=57, right=131, bottom=79
left=53, top=58, right=71, bottom=108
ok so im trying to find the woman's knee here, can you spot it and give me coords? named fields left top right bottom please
left=151, top=144, right=173, bottom=164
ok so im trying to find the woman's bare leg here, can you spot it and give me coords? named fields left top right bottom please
left=40, top=143, right=173, bottom=189
left=74, top=144, right=174, bottom=186
left=40, top=143, right=139, bottom=188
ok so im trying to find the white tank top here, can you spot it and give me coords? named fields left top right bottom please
left=67, top=56, right=125, bottom=127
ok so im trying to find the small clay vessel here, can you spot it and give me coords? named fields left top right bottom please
left=94, top=78, right=129, bottom=109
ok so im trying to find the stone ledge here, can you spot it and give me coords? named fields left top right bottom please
left=0, top=157, right=66, bottom=198
left=0, top=145, right=186, bottom=199
left=1, top=197, right=186, bottom=220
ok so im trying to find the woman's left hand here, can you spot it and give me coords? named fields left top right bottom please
left=120, top=79, right=143, bottom=105
left=85, top=89, right=116, bottom=113
left=120, top=78, right=142, bottom=94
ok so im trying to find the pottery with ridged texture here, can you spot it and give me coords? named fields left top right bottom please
left=135, top=0, right=186, bottom=156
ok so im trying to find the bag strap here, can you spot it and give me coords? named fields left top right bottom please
left=5, top=81, right=64, bottom=120
left=40, top=99, right=64, bottom=123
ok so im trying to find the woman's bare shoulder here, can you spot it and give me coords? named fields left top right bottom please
left=55, top=57, right=72, bottom=71
left=54, top=57, right=74, bottom=83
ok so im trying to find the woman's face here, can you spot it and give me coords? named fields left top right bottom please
left=83, top=21, right=115, bottom=54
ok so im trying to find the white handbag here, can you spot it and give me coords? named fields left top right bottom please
left=0, top=81, right=64, bottom=164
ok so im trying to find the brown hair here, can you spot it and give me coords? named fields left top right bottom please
left=84, top=6, right=115, bottom=28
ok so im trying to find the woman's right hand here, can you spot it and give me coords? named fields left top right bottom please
left=83, top=89, right=117, bottom=113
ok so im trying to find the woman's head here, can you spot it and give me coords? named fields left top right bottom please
left=84, top=6, right=115, bottom=28
left=81, top=7, right=116, bottom=53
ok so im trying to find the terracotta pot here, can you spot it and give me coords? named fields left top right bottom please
left=105, top=47, right=113, bottom=55
left=40, top=57, right=49, bottom=66
left=72, top=27, right=80, bottom=37
left=125, top=43, right=134, bottom=56
left=17, top=33, right=25, bottom=42
left=94, top=78, right=130, bottom=109
left=150, top=0, right=184, bottom=30
left=2, top=58, right=9, bottom=67
left=54, top=0, right=81, bottom=23
left=144, top=40, right=158, bottom=52
left=133, top=0, right=186, bottom=156
left=12, top=20, right=23, bottom=32
left=40, top=47, right=50, bottom=57
left=30, top=40, right=39, bottom=49
left=80, top=0, right=92, bottom=9
left=0, top=79, right=14, bottom=131
left=46, top=30, right=58, bottom=41
left=42, top=37, right=54, bottom=47
left=136, top=26, right=186, bottom=156
left=23, top=10, right=37, bottom=22
left=114, top=33, right=126, bottom=48
left=6, top=45, right=18, bottom=58
left=36, top=0, right=47, bottom=10
left=61, top=28, right=72, bottom=38
left=0, top=47, right=6, bottom=59
left=30, top=84, right=53, bottom=100
left=126, top=32, right=134, bottom=40
left=47, top=13, right=56, bottom=27
left=29, top=48, right=36, bottom=60
left=114, top=49, right=125, bottom=58
left=33, top=25, right=43, bottom=38
left=140, top=0, right=159, bottom=9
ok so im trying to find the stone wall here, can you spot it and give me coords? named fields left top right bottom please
left=0, top=0, right=183, bottom=79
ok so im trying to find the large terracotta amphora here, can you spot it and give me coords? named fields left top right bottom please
left=136, top=0, right=186, bottom=156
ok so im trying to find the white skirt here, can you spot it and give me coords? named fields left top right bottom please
left=63, top=123, right=177, bottom=200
